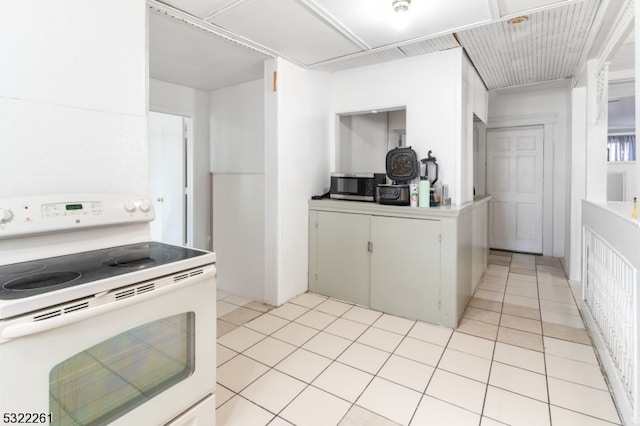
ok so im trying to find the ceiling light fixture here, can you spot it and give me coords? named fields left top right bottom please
left=392, top=0, right=411, bottom=13
left=507, top=15, right=529, bottom=25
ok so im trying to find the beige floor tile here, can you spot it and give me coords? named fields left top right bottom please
left=240, top=369, right=306, bottom=413
left=217, top=319, right=238, bottom=337
left=474, top=289, right=505, bottom=302
left=290, top=292, right=327, bottom=308
left=339, top=405, right=400, bottom=426
left=539, top=299, right=580, bottom=316
left=372, top=313, right=415, bottom=335
left=280, top=386, right=351, bottom=426
left=497, top=326, right=543, bottom=352
left=216, top=395, right=274, bottom=426
left=508, top=272, right=537, bottom=283
left=244, top=301, right=274, bottom=313
left=483, top=386, right=550, bottom=426
left=216, top=384, right=234, bottom=408
left=377, top=354, right=435, bottom=392
left=425, top=369, right=487, bottom=414
left=548, top=377, right=620, bottom=424
left=505, top=284, right=538, bottom=299
left=502, top=302, right=540, bottom=320
left=216, top=289, right=230, bottom=301
left=538, top=287, right=575, bottom=303
left=412, top=395, right=480, bottom=426
left=312, top=361, right=373, bottom=402
left=503, top=293, right=539, bottom=309
left=485, top=264, right=510, bottom=278
left=541, top=310, right=585, bottom=328
left=456, top=317, right=499, bottom=340
left=394, top=336, right=446, bottom=366
left=447, top=332, right=495, bottom=359
left=438, top=348, right=491, bottom=383
left=217, top=343, right=237, bottom=367
left=462, top=306, right=501, bottom=325
left=550, top=405, right=622, bottom=426
left=271, top=322, right=318, bottom=347
left=480, top=415, right=509, bottom=425
left=489, top=361, right=548, bottom=402
left=342, top=305, right=383, bottom=325
left=274, top=348, right=332, bottom=383
left=269, top=303, right=309, bottom=321
left=223, top=294, right=253, bottom=306
left=542, top=322, right=591, bottom=344
left=217, top=354, right=269, bottom=393
left=338, top=342, right=391, bottom=374
left=314, top=298, right=353, bottom=316
left=468, top=297, right=503, bottom=312
left=217, top=326, right=266, bottom=352
left=243, top=336, right=297, bottom=367
left=244, top=313, right=289, bottom=335
left=294, top=309, right=337, bottom=330
left=493, top=342, right=545, bottom=374
left=510, top=266, right=536, bottom=276
left=217, top=300, right=239, bottom=317
left=479, top=281, right=507, bottom=293
left=357, top=377, right=422, bottom=425
left=545, top=354, right=608, bottom=390
left=324, top=317, right=368, bottom=340
left=500, top=313, right=542, bottom=334
left=481, top=274, right=508, bottom=286
left=270, top=417, right=295, bottom=426
left=302, top=331, right=352, bottom=359
left=357, top=326, right=404, bottom=352
left=543, top=337, right=599, bottom=364
left=220, top=306, right=264, bottom=326
left=488, top=255, right=512, bottom=266
left=407, top=321, right=453, bottom=346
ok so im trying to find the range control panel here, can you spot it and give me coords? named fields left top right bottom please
left=0, top=194, right=154, bottom=239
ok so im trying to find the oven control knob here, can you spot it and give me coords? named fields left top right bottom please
left=123, top=201, right=137, bottom=213
left=0, top=208, right=13, bottom=223
left=139, top=200, right=151, bottom=213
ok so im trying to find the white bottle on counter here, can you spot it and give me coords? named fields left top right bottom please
left=418, top=179, right=430, bottom=207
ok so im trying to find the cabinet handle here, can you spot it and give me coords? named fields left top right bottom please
left=367, top=241, right=373, bottom=252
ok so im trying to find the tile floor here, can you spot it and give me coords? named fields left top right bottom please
left=215, top=252, right=622, bottom=425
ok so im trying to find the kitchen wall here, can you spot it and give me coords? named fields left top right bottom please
left=0, top=1, right=147, bottom=198
left=267, top=58, right=331, bottom=306
left=487, top=81, right=571, bottom=259
left=149, top=79, right=211, bottom=250
left=210, top=78, right=266, bottom=301
left=329, top=48, right=486, bottom=206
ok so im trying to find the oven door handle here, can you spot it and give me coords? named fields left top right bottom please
left=1, top=267, right=215, bottom=340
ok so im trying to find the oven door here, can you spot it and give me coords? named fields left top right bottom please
left=0, top=265, right=216, bottom=426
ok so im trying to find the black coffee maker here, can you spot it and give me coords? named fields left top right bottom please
left=376, top=147, right=419, bottom=205
left=420, top=151, right=439, bottom=206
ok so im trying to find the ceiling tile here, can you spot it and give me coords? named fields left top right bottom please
left=399, top=35, right=461, bottom=57
left=158, top=0, right=238, bottom=18
left=149, top=9, right=269, bottom=91
left=496, top=0, right=573, bottom=16
left=313, top=0, right=492, bottom=48
left=457, top=0, right=599, bottom=90
left=209, top=0, right=363, bottom=65
left=310, top=48, right=408, bottom=72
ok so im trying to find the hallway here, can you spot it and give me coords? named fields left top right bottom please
left=215, top=252, right=621, bottom=425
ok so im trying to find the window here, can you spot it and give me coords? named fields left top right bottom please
left=607, top=134, right=636, bottom=162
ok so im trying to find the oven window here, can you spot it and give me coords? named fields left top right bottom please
left=49, top=312, right=195, bottom=425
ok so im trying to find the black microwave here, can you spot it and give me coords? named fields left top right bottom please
left=330, top=173, right=387, bottom=202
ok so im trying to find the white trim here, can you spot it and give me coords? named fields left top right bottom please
left=485, top=114, right=557, bottom=256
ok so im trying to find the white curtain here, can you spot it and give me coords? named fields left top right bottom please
left=607, top=134, right=636, bottom=162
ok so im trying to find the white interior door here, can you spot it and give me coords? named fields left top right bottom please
left=148, top=111, right=186, bottom=246
left=487, top=126, right=544, bottom=254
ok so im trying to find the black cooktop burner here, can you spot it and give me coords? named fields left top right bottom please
left=0, top=242, right=207, bottom=300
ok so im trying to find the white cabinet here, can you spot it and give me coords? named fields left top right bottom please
left=370, top=216, right=441, bottom=323
left=313, top=211, right=370, bottom=306
left=308, top=198, right=490, bottom=327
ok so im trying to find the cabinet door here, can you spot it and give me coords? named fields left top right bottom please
left=315, top=211, right=370, bottom=306
left=370, top=216, right=440, bottom=323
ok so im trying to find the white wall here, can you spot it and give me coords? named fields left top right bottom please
left=268, top=58, right=331, bottom=306
left=607, top=162, right=637, bottom=201
left=329, top=50, right=463, bottom=203
left=210, top=79, right=266, bottom=301
left=0, top=1, right=147, bottom=197
left=149, top=79, right=211, bottom=250
left=487, top=82, right=570, bottom=258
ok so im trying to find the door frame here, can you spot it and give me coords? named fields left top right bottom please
left=480, top=114, right=557, bottom=256
left=148, top=107, right=194, bottom=247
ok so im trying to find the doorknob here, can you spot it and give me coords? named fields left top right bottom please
left=157, top=197, right=164, bottom=203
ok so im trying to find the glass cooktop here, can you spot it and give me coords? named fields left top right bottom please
left=0, top=242, right=208, bottom=300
